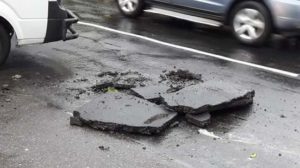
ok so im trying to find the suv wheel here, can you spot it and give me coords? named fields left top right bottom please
left=0, top=24, right=11, bottom=65
left=116, top=0, right=144, bottom=18
left=230, top=1, right=272, bottom=46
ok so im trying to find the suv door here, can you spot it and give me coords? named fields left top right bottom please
left=172, top=0, right=231, bottom=14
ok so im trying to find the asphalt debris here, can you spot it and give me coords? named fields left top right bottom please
left=97, top=71, right=118, bottom=78
left=98, top=145, right=110, bottom=151
left=159, top=69, right=203, bottom=89
left=5, top=98, right=11, bottom=102
left=93, top=71, right=150, bottom=93
left=70, top=92, right=178, bottom=135
left=161, top=81, right=255, bottom=114
left=12, top=74, right=22, bottom=80
left=1, top=84, right=9, bottom=90
left=73, top=78, right=89, bottom=83
left=92, top=82, right=134, bottom=93
left=280, top=114, right=287, bottom=118
left=67, top=88, right=87, bottom=95
left=185, top=112, right=211, bottom=128
left=165, top=69, right=202, bottom=82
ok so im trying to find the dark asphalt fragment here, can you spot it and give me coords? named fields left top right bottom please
left=97, top=71, right=118, bottom=78
left=185, top=112, right=211, bottom=127
left=160, top=69, right=202, bottom=83
left=1, top=84, right=9, bottom=90
left=280, top=114, right=287, bottom=118
left=70, top=92, right=178, bottom=135
left=98, top=145, right=110, bottom=151
left=67, top=88, right=87, bottom=95
left=165, top=69, right=203, bottom=82
left=73, top=78, right=89, bottom=83
left=70, top=116, right=83, bottom=126
left=161, top=81, right=255, bottom=114
left=91, top=82, right=135, bottom=93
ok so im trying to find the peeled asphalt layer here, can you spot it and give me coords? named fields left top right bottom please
left=0, top=0, right=300, bottom=167
left=161, top=81, right=255, bottom=114
left=71, top=92, right=178, bottom=135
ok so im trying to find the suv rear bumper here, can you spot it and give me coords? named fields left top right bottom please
left=44, top=1, right=78, bottom=43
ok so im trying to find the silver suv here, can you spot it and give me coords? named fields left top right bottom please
left=116, top=0, right=300, bottom=46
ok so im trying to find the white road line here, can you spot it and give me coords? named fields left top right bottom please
left=78, top=21, right=299, bottom=78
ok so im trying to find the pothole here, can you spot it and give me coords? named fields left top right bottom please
left=71, top=70, right=255, bottom=135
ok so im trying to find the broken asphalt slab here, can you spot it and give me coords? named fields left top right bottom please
left=130, top=69, right=204, bottom=103
left=161, top=81, right=255, bottom=114
left=185, top=112, right=211, bottom=128
left=70, top=92, right=178, bottom=135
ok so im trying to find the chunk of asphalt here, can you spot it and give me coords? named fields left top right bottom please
left=131, top=85, right=170, bottom=103
left=97, top=71, right=118, bottom=77
left=70, top=92, right=178, bottom=135
left=185, top=112, right=211, bottom=128
left=159, top=69, right=203, bottom=88
left=91, top=82, right=135, bottom=93
left=164, top=69, right=202, bottom=82
left=96, top=70, right=150, bottom=88
left=161, top=81, right=255, bottom=114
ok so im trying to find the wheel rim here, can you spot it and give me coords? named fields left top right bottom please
left=118, top=0, right=138, bottom=13
left=233, top=8, right=265, bottom=41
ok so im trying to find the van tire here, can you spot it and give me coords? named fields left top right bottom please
left=0, top=24, right=11, bottom=65
left=116, top=0, right=144, bottom=18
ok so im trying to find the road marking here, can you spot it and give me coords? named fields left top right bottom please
left=78, top=21, right=299, bottom=78
left=198, top=129, right=222, bottom=139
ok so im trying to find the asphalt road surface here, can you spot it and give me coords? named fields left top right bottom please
left=1, top=0, right=300, bottom=167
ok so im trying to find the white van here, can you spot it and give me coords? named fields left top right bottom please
left=0, top=0, right=78, bottom=65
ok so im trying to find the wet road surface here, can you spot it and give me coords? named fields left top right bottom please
left=65, top=0, right=300, bottom=74
left=1, top=0, right=300, bottom=167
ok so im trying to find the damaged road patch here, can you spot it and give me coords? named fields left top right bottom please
left=70, top=92, right=178, bottom=135
left=161, top=81, right=255, bottom=114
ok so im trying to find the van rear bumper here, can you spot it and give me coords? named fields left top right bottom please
left=44, top=1, right=78, bottom=43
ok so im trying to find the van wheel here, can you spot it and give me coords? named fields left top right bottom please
left=116, top=0, right=144, bottom=18
left=230, top=1, right=272, bottom=46
left=0, top=24, right=11, bottom=65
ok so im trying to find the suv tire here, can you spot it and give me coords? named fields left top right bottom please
left=230, top=1, right=272, bottom=46
left=116, top=0, right=144, bottom=18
